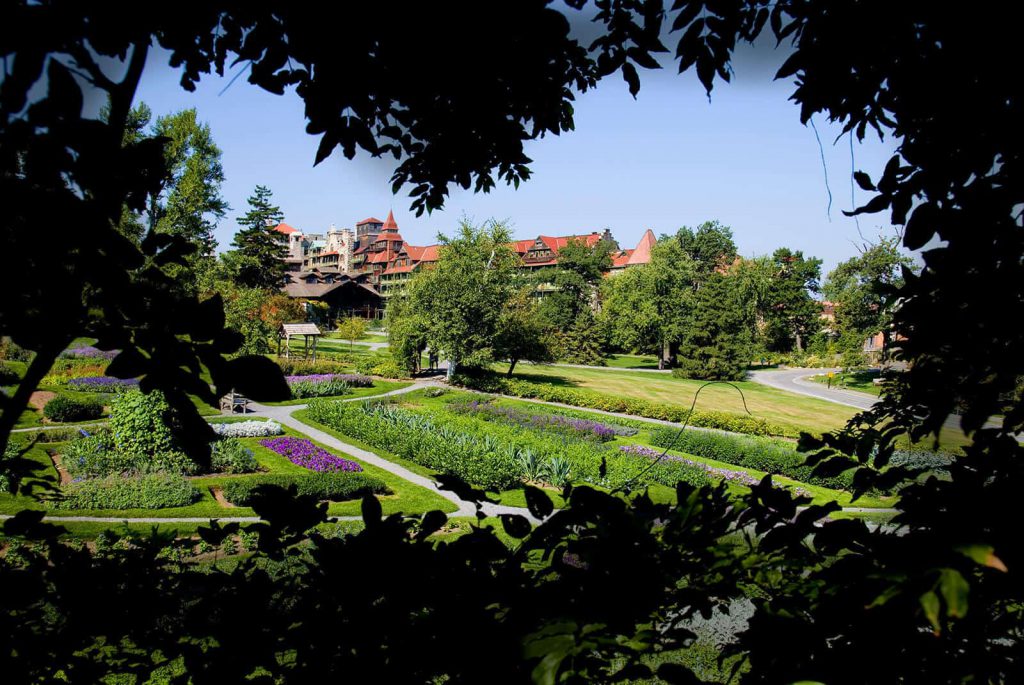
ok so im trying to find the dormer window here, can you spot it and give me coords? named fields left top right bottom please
left=306, top=276, right=317, bottom=284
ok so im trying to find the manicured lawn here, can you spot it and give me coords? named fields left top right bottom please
left=603, top=354, right=661, bottom=369
left=494, top=363, right=860, bottom=436
left=261, top=380, right=412, bottom=406
left=284, top=337, right=378, bottom=357
left=806, top=370, right=883, bottom=396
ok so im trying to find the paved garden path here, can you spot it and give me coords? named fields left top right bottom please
left=246, top=382, right=544, bottom=522
left=748, top=367, right=877, bottom=410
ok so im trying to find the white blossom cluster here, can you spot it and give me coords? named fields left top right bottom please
left=209, top=420, right=284, bottom=438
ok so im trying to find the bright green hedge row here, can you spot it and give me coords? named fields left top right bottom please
left=451, top=373, right=795, bottom=438
left=306, top=399, right=710, bottom=491
left=649, top=426, right=854, bottom=491
left=221, top=472, right=390, bottom=506
left=52, top=473, right=200, bottom=510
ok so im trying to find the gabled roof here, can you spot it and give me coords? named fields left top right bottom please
left=404, top=244, right=441, bottom=262
left=536, top=233, right=603, bottom=252
left=611, top=249, right=634, bottom=267
left=280, top=323, right=321, bottom=335
left=626, top=229, right=656, bottom=265
left=274, top=222, right=300, bottom=235
left=357, top=217, right=383, bottom=225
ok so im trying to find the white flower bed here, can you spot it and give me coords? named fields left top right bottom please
left=209, top=420, right=284, bottom=438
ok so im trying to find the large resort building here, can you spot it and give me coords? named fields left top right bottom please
left=279, top=210, right=656, bottom=317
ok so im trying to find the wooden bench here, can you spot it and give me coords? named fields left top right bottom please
left=219, top=392, right=250, bottom=414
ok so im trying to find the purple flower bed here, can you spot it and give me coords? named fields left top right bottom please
left=451, top=400, right=634, bottom=441
left=259, top=437, right=363, bottom=473
left=284, top=373, right=372, bottom=387
left=619, top=445, right=763, bottom=488
left=61, top=346, right=118, bottom=360
left=67, top=376, right=140, bottom=392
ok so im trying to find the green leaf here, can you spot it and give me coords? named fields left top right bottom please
left=955, top=544, right=1008, bottom=572
left=938, top=568, right=969, bottom=619
left=919, top=590, right=941, bottom=634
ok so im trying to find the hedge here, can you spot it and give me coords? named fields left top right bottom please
left=52, top=473, right=200, bottom=510
left=221, top=472, right=390, bottom=506
left=649, top=426, right=854, bottom=491
left=451, top=373, right=795, bottom=438
left=42, top=395, right=104, bottom=422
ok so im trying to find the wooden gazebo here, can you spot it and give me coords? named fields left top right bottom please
left=277, top=322, right=322, bottom=360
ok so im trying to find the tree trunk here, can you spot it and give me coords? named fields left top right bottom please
left=658, top=337, right=671, bottom=370
left=794, top=329, right=803, bottom=353
left=507, top=359, right=518, bottom=377
left=446, top=359, right=456, bottom=381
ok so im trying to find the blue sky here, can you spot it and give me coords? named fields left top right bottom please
left=133, top=40, right=902, bottom=274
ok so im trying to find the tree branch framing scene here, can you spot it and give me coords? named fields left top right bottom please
left=1, top=2, right=1020, bottom=683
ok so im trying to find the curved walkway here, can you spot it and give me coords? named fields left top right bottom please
left=747, top=367, right=877, bottom=411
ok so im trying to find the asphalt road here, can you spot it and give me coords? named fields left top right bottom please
left=747, top=367, right=877, bottom=411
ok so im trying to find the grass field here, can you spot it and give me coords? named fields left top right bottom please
left=494, top=363, right=860, bottom=436
left=603, top=354, right=661, bottom=369
left=806, top=370, right=883, bottom=396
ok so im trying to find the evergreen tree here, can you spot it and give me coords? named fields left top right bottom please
left=231, top=185, right=287, bottom=290
left=675, top=273, right=753, bottom=381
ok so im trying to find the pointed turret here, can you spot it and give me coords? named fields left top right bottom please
left=382, top=210, right=399, bottom=232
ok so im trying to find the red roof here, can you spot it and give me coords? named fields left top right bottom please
left=366, top=251, right=391, bottom=264
left=357, top=217, right=383, bottom=225
left=274, top=222, right=300, bottom=235
left=404, top=244, right=440, bottom=262
left=382, top=210, right=399, bottom=232
left=318, top=251, right=338, bottom=257
left=611, top=249, right=634, bottom=267
left=381, top=265, right=416, bottom=275
left=538, top=233, right=602, bottom=252
left=511, top=239, right=534, bottom=254
left=626, top=229, right=655, bottom=265
left=377, top=233, right=403, bottom=242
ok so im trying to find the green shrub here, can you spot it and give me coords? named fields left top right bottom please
left=62, top=434, right=196, bottom=477
left=109, top=389, right=177, bottom=458
left=210, top=438, right=260, bottom=474
left=53, top=473, right=199, bottom=510
left=42, top=395, right=103, bottom=422
left=452, top=372, right=794, bottom=437
left=221, top=472, right=389, bottom=505
left=276, top=358, right=354, bottom=375
left=288, top=377, right=353, bottom=399
left=370, top=359, right=405, bottom=379
left=423, top=387, right=448, bottom=398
